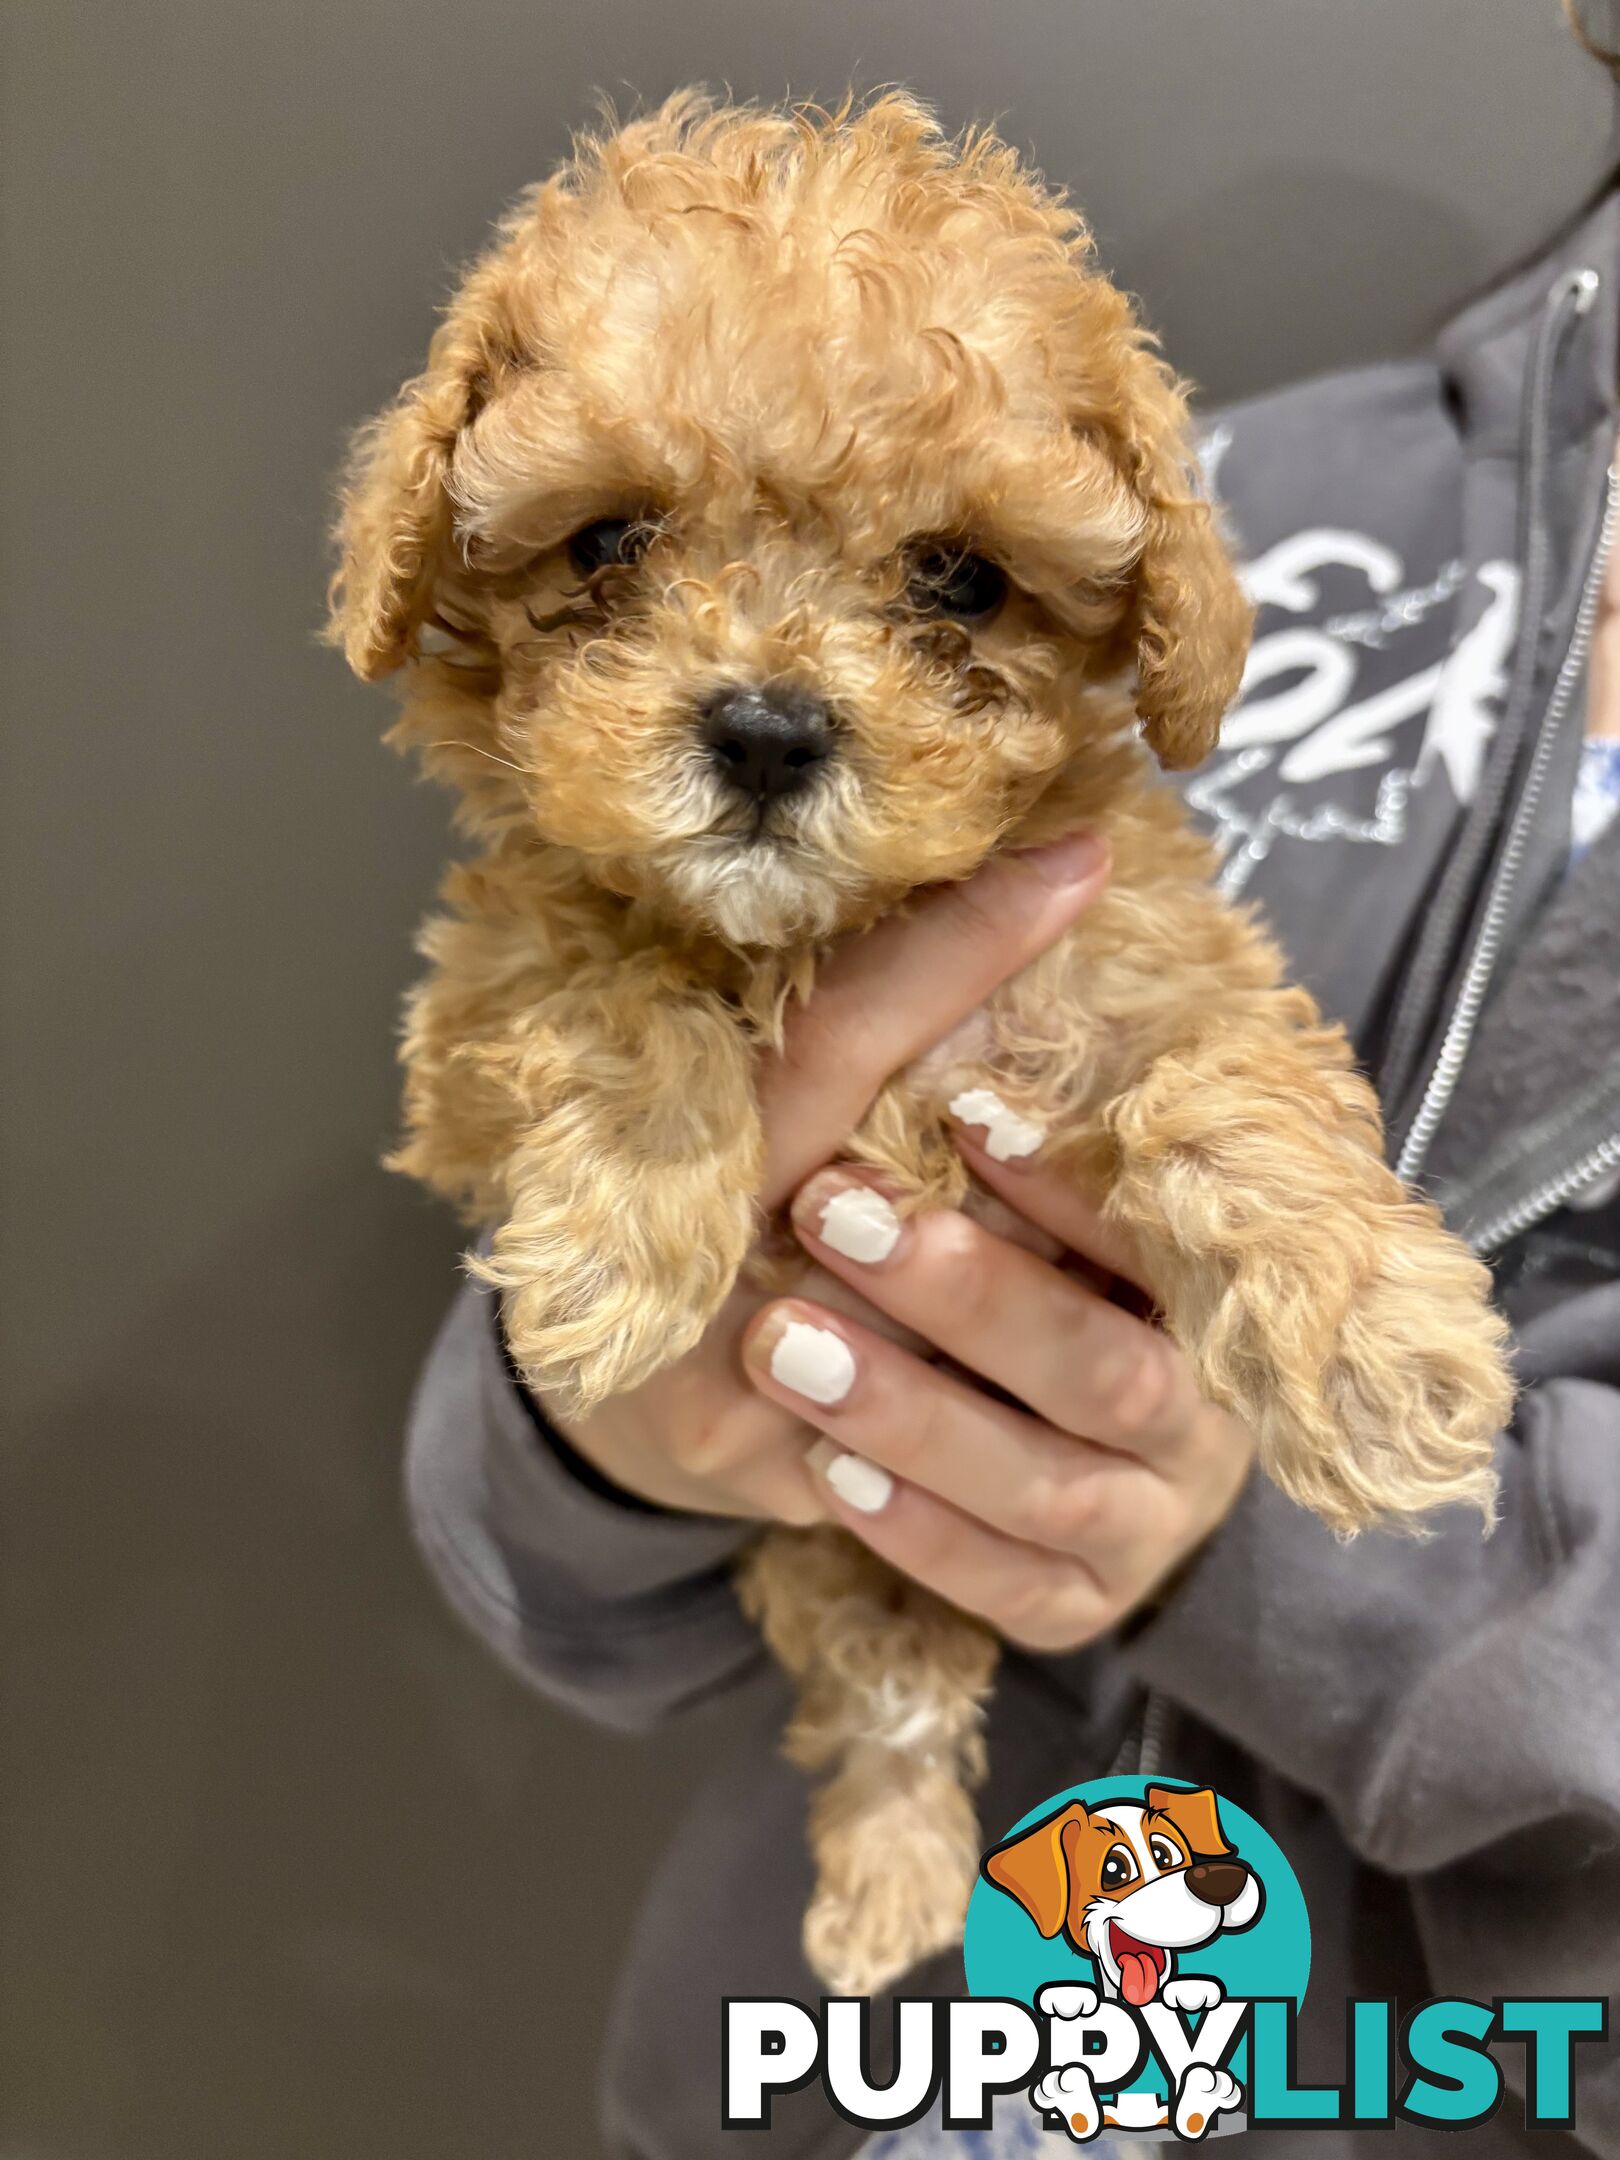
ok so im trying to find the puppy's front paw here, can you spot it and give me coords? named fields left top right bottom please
left=1161, top=1976, right=1224, bottom=2015
left=1264, top=1199, right=1512, bottom=1533
left=1037, top=1982, right=1100, bottom=2022
left=481, top=1150, right=755, bottom=1412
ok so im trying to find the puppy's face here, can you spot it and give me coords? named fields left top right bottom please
left=331, top=95, right=1250, bottom=947
left=983, top=1785, right=1262, bottom=2005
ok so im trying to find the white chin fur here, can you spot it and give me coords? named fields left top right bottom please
left=663, top=842, right=850, bottom=946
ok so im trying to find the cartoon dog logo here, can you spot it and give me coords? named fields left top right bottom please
left=983, top=1784, right=1263, bottom=2140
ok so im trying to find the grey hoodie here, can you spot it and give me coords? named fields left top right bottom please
left=403, top=193, right=1620, bottom=2158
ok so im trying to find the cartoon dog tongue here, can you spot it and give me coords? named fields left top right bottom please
left=1111, top=1928, right=1164, bottom=2006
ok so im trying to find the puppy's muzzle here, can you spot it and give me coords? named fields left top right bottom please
left=700, top=685, right=833, bottom=810
left=1185, top=1860, right=1249, bottom=1908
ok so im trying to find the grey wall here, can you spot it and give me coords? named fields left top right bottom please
left=1, top=3, right=1611, bottom=2155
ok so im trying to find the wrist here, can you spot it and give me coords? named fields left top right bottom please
left=495, top=1294, right=672, bottom=1517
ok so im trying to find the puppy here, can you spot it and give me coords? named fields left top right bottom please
left=985, top=1784, right=1261, bottom=2008
left=328, top=92, right=1512, bottom=1996
left=991, top=1788, right=1255, bottom=2142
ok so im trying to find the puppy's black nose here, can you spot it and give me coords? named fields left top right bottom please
left=1185, top=1861, right=1249, bottom=1908
left=700, top=685, right=832, bottom=807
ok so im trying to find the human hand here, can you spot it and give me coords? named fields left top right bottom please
left=535, top=830, right=1112, bottom=1525
left=738, top=1129, right=1256, bottom=1652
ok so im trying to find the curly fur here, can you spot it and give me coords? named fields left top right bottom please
left=329, top=90, right=1513, bottom=1994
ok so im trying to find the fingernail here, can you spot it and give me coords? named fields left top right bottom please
left=949, top=1084, right=1045, bottom=1163
left=756, top=1313, right=856, bottom=1406
left=1014, top=830, right=1108, bottom=889
left=808, top=1438, right=894, bottom=1514
left=794, top=1173, right=903, bottom=1264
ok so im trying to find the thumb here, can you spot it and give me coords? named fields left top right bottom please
left=759, top=830, right=1110, bottom=1207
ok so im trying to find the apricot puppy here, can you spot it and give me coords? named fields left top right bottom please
left=329, top=92, right=1512, bottom=1996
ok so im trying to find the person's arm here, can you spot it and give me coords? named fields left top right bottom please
left=1125, top=1374, right=1620, bottom=2146
left=1125, top=1377, right=1620, bottom=1882
left=405, top=1273, right=762, bottom=1732
left=1125, top=1367, right=1620, bottom=1948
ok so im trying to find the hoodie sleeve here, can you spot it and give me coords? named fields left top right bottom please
left=403, top=1274, right=765, bottom=1732
left=1124, top=1371, right=1620, bottom=2017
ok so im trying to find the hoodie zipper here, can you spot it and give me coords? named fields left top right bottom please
left=1467, top=1129, right=1620, bottom=1259
left=1396, top=450, right=1618, bottom=1185
left=1379, top=268, right=1603, bottom=1128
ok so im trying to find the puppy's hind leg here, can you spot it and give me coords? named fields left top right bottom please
left=739, top=1526, right=998, bottom=1995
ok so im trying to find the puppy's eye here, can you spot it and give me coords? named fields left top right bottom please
left=566, top=517, right=653, bottom=578
left=1149, top=1837, right=1182, bottom=1872
left=1099, top=1844, right=1138, bottom=1891
left=908, top=546, right=1008, bottom=623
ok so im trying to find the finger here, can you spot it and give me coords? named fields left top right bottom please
left=789, top=1173, right=1201, bottom=1461
left=740, top=1297, right=1155, bottom=1573
left=956, top=1185, right=1068, bottom=1269
left=778, top=1254, right=935, bottom=1357
left=757, top=833, right=1109, bottom=1207
left=567, top=1249, right=935, bottom=1528
left=949, top=1117, right=1145, bottom=1285
left=801, top=1437, right=1112, bottom=1652
left=548, top=1358, right=825, bottom=1524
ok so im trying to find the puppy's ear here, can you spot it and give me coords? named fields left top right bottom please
left=327, top=268, right=520, bottom=681
left=982, top=1803, right=1090, bottom=1938
left=1146, top=1784, right=1233, bottom=1861
left=327, top=354, right=464, bottom=681
left=1119, top=369, right=1252, bottom=772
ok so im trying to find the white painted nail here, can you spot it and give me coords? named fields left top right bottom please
left=769, top=1320, right=856, bottom=1406
left=948, top=1085, right=1045, bottom=1163
left=818, top=1185, right=902, bottom=1264
left=819, top=1449, right=894, bottom=1514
